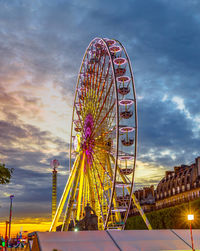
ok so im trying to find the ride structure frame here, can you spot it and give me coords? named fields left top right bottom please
left=50, top=37, right=152, bottom=231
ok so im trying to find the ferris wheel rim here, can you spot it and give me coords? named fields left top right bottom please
left=114, top=39, right=138, bottom=228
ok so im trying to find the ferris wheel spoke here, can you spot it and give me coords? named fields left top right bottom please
left=97, top=64, right=111, bottom=103
left=92, top=164, right=110, bottom=207
left=97, top=80, right=114, bottom=116
left=90, top=162, right=106, bottom=225
left=76, top=152, right=86, bottom=221
left=92, top=151, right=113, bottom=181
left=74, top=103, right=84, bottom=128
left=94, top=126, right=116, bottom=141
left=96, top=56, right=108, bottom=97
left=91, top=155, right=112, bottom=196
left=92, top=101, right=115, bottom=138
left=94, top=57, right=104, bottom=95
left=87, top=166, right=96, bottom=210
left=91, top=63, right=98, bottom=92
left=105, top=87, right=115, bottom=113
left=104, top=101, right=116, bottom=130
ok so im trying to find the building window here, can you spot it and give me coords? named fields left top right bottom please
left=177, top=186, right=180, bottom=193
left=187, top=183, right=190, bottom=190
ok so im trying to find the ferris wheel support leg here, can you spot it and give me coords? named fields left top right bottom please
left=62, top=159, right=81, bottom=231
left=76, top=152, right=85, bottom=221
left=131, top=193, right=152, bottom=230
left=117, top=165, right=152, bottom=230
left=49, top=154, right=81, bottom=232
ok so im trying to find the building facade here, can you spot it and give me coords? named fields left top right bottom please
left=129, top=156, right=200, bottom=215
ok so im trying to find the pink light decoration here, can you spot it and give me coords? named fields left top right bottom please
left=113, top=57, right=127, bottom=66
left=117, top=76, right=130, bottom=83
left=119, top=100, right=134, bottom=106
left=82, top=114, right=95, bottom=171
left=84, top=113, right=93, bottom=139
left=119, top=127, right=135, bottom=133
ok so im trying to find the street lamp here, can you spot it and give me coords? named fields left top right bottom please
left=187, top=214, right=194, bottom=251
left=8, top=195, right=14, bottom=241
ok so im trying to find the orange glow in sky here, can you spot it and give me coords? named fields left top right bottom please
left=0, top=221, right=64, bottom=237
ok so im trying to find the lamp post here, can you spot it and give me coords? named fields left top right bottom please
left=187, top=214, right=194, bottom=251
left=8, top=195, right=14, bottom=241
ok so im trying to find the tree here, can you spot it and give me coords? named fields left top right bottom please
left=0, top=163, right=13, bottom=184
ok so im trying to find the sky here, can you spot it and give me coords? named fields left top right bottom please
left=0, top=0, right=200, bottom=234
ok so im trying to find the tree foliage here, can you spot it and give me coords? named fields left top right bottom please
left=0, top=163, right=13, bottom=184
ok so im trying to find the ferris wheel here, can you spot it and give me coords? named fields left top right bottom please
left=50, top=37, right=152, bottom=231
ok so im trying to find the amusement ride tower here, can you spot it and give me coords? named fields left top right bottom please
left=51, top=159, right=59, bottom=221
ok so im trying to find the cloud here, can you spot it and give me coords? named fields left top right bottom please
left=0, top=110, right=69, bottom=218
left=0, top=0, right=199, bottom=221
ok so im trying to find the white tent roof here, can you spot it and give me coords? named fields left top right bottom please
left=31, top=229, right=200, bottom=251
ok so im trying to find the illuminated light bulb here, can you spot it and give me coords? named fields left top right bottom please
left=188, top=214, right=194, bottom=221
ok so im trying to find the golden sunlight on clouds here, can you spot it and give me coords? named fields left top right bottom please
left=17, top=82, right=73, bottom=140
left=134, top=160, right=165, bottom=188
left=0, top=77, right=74, bottom=144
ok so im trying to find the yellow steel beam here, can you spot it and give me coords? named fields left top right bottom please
left=90, top=161, right=104, bottom=227
left=76, top=152, right=85, bottom=221
left=61, top=158, right=81, bottom=231
left=49, top=154, right=81, bottom=232
left=87, top=166, right=96, bottom=210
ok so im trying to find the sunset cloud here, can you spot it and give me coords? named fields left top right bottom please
left=0, top=0, right=199, bottom=228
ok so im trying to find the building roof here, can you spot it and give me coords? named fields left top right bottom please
left=29, top=229, right=200, bottom=251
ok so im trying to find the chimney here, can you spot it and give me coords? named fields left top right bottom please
left=174, top=166, right=181, bottom=173
left=195, top=156, right=200, bottom=176
left=150, top=185, right=154, bottom=197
